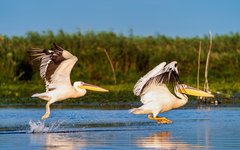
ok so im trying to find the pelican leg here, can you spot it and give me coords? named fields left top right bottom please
left=148, top=114, right=172, bottom=124
left=41, top=102, right=51, bottom=120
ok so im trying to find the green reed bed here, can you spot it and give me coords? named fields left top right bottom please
left=0, top=31, right=239, bottom=105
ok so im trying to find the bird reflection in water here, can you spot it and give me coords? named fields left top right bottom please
left=135, top=131, right=208, bottom=150
left=30, top=133, right=87, bottom=150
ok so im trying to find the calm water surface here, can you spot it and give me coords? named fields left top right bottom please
left=0, top=105, right=240, bottom=149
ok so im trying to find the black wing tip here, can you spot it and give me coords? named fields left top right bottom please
left=28, top=43, right=64, bottom=64
left=28, top=43, right=61, bottom=52
left=28, top=48, right=48, bottom=56
left=135, top=61, right=179, bottom=95
left=156, top=61, right=180, bottom=84
left=28, top=48, right=44, bottom=53
left=29, top=44, right=59, bottom=55
left=52, top=43, right=58, bottom=50
left=52, top=43, right=64, bottom=51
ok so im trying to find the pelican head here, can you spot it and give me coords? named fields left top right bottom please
left=74, top=81, right=109, bottom=92
left=176, top=84, right=214, bottom=97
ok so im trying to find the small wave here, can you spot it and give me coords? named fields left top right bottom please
left=28, top=120, right=64, bottom=133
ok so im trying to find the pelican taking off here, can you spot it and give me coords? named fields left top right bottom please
left=30, top=43, right=108, bottom=120
left=130, top=61, right=214, bottom=124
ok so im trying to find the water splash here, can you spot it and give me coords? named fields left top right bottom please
left=28, top=120, right=63, bottom=133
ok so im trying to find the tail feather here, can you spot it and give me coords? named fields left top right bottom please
left=32, top=93, right=50, bottom=101
left=31, top=93, right=44, bottom=97
left=129, top=108, right=148, bottom=115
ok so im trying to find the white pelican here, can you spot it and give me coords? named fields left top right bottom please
left=30, top=43, right=108, bottom=120
left=130, top=61, right=214, bottom=124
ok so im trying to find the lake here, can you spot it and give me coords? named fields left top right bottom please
left=0, top=105, right=240, bottom=149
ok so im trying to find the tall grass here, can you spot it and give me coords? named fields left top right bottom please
left=0, top=31, right=240, bottom=95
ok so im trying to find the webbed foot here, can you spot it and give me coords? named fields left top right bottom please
left=148, top=114, right=172, bottom=124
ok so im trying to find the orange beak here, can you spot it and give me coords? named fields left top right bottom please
left=78, top=83, right=109, bottom=92
left=178, top=84, right=214, bottom=97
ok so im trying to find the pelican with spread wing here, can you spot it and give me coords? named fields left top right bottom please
left=30, top=43, right=108, bottom=120
left=130, top=61, right=214, bottom=124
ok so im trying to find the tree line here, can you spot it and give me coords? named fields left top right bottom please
left=0, top=30, right=239, bottom=89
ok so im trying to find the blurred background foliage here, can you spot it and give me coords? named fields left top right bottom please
left=0, top=30, right=239, bottom=101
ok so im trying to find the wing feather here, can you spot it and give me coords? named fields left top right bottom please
left=133, top=61, right=179, bottom=96
left=29, top=43, right=77, bottom=91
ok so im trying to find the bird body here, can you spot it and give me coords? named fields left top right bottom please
left=32, top=83, right=86, bottom=102
left=130, top=61, right=213, bottom=124
left=136, top=85, right=175, bottom=115
left=131, top=84, right=187, bottom=117
left=30, top=43, right=108, bottom=120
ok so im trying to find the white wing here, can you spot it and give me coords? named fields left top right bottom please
left=133, top=62, right=166, bottom=96
left=133, top=61, right=179, bottom=96
left=48, top=54, right=78, bottom=90
left=30, top=43, right=78, bottom=91
left=140, top=84, right=171, bottom=105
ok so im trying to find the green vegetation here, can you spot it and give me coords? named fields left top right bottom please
left=0, top=30, right=240, bottom=105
